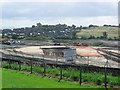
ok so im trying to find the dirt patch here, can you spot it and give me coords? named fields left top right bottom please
left=15, top=46, right=44, bottom=56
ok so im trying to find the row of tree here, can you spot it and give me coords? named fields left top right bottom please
left=2, top=23, right=81, bottom=39
left=2, top=23, right=119, bottom=40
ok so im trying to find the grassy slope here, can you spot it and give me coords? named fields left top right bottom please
left=2, top=68, right=103, bottom=88
left=77, top=26, right=119, bottom=39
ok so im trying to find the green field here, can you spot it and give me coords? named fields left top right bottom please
left=77, top=26, right=119, bottom=39
left=2, top=63, right=119, bottom=87
left=2, top=68, right=104, bottom=88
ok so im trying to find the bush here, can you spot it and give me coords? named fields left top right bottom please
left=96, top=79, right=102, bottom=85
left=2, top=62, right=119, bottom=86
left=63, top=70, right=71, bottom=78
left=71, top=74, right=79, bottom=81
left=11, top=63, right=19, bottom=70
left=33, top=66, right=43, bottom=73
left=21, top=65, right=30, bottom=72
left=102, top=77, right=110, bottom=84
left=2, top=63, right=9, bottom=68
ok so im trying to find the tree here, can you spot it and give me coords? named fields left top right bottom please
left=72, top=24, right=76, bottom=29
left=89, top=35, right=95, bottom=39
left=80, top=26, right=82, bottom=29
left=36, top=23, right=42, bottom=27
left=12, top=35, right=18, bottom=39
left=89, top=24, right=94, bottom=28
left=32, top=25, right=35, bottom=28
left=72, top=31, right=77, bottom=39
left=102, top=32, right=108, bottom=39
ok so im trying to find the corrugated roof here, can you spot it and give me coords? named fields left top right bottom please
left=40, top=46, right=70, bottom=49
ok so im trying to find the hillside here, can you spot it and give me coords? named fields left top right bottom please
left=2, top=24, right=80, bottom=39
left=76, top=26, right=119, bottom=39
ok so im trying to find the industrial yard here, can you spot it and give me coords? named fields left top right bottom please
left=1, top=1, right=119, bottom=89
left=1, top=45, right=119, bottom=68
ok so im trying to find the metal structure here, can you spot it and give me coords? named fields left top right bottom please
left=40, top=46, right=76, bottom=64
left=97, top=48, right=119, bottom=89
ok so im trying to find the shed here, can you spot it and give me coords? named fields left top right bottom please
left=40, top=46, right=76, bottom=63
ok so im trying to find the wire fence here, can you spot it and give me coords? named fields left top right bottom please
left=1, top=51, right=120, bottom=89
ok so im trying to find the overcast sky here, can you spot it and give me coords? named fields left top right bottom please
left=0, top=0, right=119, bottom=29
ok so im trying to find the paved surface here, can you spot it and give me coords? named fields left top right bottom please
left=76, top=56, right=119, bottom=68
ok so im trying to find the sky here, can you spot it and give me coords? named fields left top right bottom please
left=0, top=0, right=119, bottom=29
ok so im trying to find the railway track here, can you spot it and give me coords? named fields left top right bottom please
left=97, top=48, right=120, bottom=63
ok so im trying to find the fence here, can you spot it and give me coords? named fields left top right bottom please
left=1, top=51, right=120, bottom=89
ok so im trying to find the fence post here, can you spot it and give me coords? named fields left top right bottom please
left=58, top=64, right=62, bottom=82
left=79, top=66, right=82, bottom=85
left=30, top=59, right=32, bottom=74
left=43, top=55, right=46, bottom=76
left=8, top=59, right=11, bottom=69
left=87, top=56, right=89, bottom=65
left=104, top=66, right=108, bottom=90
left=18, top=61, right=21, bottom=71
left=43, top=61, right=46, bottom=76
left=104, top=58, right=108, bottom=90
left=8, top=51, right=11, bottom=69
left=56, top=54, right=58, bottom=66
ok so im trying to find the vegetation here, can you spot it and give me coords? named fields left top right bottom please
left=76, top=26, right=119, bottom=40
left=2, top=68, right=104, bottom=88
left=25, top=35, right=54, bottom=40
left=2, top=23, right=80, bottom=40
left=1, top=24, right=119, bottom=46
left=2, top=63, right=120, bottom=87
left=2, top=23, right=119, bottom=41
